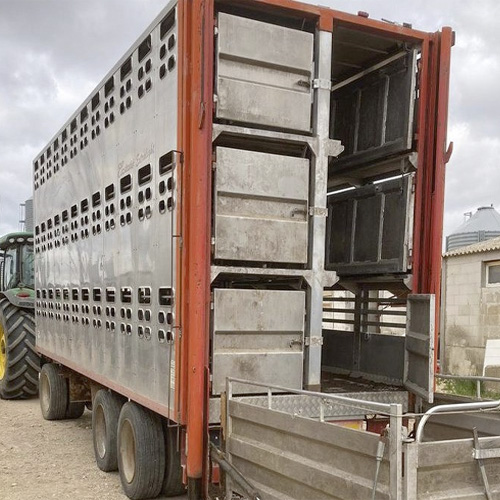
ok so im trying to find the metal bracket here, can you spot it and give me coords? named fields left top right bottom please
left=309, top=207, right=328, bottom=217
left=312, top=78, right=332, bottom=91
left=305, top=336, right=324, bottom=347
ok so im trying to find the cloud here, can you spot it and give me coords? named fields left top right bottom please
left=0, top=0, right=499, bottom=251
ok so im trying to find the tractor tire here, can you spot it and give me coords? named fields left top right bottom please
left=117, top=402, right=166, bottom=500
left=0, top=298, right=39, bottom=399
left=93, top=389, right=124, bottom=472
left=39, top=363, right=68, bottom=420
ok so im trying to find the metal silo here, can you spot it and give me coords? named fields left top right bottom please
left=446, top=205, right=500, bottom=252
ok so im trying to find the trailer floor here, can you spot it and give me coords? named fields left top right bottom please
left=321, top=371, right=403, bottom=394
left=0, top=397, right=187, bottom=500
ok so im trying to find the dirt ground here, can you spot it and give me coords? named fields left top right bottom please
left=0, top=398, right=187, bottom=500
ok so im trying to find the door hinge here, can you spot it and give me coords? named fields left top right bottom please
left=309, top=207, right=328, bottom=217
left=312, top=78, right=332, bottom=91
left=305, top=336, right=324, bottom=347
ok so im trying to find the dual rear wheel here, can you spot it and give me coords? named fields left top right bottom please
left=40, top=364, right=185, bottom=499
left=39, top=363, right=85, bottom=420
left=93, top=389, right=185, bottom=499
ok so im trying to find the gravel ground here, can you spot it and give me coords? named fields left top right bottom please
left=0, top=398, right=187, bottom=500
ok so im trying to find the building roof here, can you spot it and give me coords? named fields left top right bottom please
left=444, top=235, right=500, bottom=258
left=449, top=206, right=500, bottom=235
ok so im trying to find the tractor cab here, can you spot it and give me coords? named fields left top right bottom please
left=0, top=232, right=35, bottom=307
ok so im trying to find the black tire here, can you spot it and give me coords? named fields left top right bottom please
left=161, top=423, right=186, bottom=497
left=0, top=298, right=39, bottom=399
left=117, top=402, right=166, bottom=500
left=93, top=390, right=124, bottom=472
left=39, top=363, right=68, bottom=420
left=66, top=402, right=86, bottom=419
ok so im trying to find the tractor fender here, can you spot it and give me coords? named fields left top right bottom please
left=0, top=290, right=34, bottom=310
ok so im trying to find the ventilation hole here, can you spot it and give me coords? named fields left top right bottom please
left=120, top=175, right=132, bottom=194
left=138, top=35, right=152, bottom=62
left=159, top=287, right=173, bottom=306
left=160, top=9, right=175, bottom=40
left=138, top=164, right=152, bottom=186
left=120, top=57, right=132, bottom=81
left=168, top=55, right=176, bottom=71
left=160, top=45, right=167, bottom=60
left=121, top=287, right=132, bottom=303
left=138, top=287, right=151, bottom=304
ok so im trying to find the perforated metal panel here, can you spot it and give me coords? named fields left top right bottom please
left=34, top=3, right=179, bottom=414
left=215, top=12, right=314, bottom=132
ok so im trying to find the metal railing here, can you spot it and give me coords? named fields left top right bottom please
left=415, top=399, right=500, bottom=442
left=436, top=373, right=500, bottom=399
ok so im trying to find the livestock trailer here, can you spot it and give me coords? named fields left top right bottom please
left=33, top=1, right=499, bottom=499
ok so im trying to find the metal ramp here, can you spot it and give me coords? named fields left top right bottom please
left=223, top=378, right=406, bottom=500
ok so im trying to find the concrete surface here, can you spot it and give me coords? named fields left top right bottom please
left=0, top=397, right=187, bottom=500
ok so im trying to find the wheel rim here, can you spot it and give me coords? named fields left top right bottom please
left=40, top=372, right=51, bottom=414
left=95, top=404, right=107, bottom=459
left=120, top=419, right=136, bottom=483
left=0, top=323, right=5, bottom=380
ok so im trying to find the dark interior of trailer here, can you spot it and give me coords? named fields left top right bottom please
left=322, top=23, right=420, bottom=388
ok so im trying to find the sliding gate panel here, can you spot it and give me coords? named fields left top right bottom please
left=216, top=12, right=314, bottom=133
left=212, top=289, right=305, bottom=395
left=214, top=147, right=309, bottom=264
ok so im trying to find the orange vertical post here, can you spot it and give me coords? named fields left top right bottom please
left=180, top=0, right=213, bottom=497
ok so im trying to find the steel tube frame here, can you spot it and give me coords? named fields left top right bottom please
left=415, top=400, right=500, bottom=443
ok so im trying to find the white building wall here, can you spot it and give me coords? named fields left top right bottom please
left=442, top=249, right=500, bottom=375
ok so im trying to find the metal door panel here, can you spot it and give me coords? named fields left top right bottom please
left=214, top=147, right=309, bottom=264
left=326, top=175, right=413, bottom=275
left=331, top=51, right=417, bottom=174
left=404, top=294, right=435, bottom=403
left=216, top=12, right=313, bottom=132
left=212, top=288, right=305, bottom=395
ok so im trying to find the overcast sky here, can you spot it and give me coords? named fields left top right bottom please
left=0, top=0, right=499, bottom=240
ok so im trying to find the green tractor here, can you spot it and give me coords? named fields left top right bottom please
left=0, top=231, right=39, bottom=399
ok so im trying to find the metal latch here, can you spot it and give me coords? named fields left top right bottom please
left=312, top=78, right=332, bottom=91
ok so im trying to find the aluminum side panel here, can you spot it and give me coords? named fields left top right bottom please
left=34, top=6, right=179, bottom=413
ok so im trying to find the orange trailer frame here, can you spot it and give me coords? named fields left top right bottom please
left=176, top=0, right=452, bottom=493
